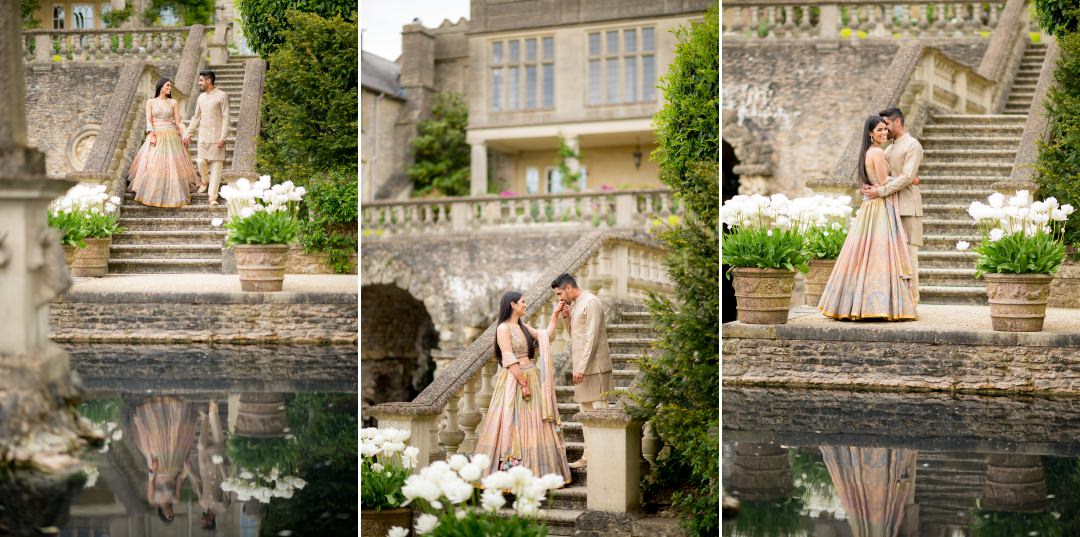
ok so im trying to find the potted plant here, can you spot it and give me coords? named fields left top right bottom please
left=51, top=184, right=123, bottom=277
left=800, top=195, right=853, bottom=306
left=360, top=427, right=420, bottom=537
left=964, top=190, right=1074, bottom=332
left=721, top=193, right=813, bottom=324
left=216, top=176, right=306, bottom=292
left=391, top=452, right=566, bottom=537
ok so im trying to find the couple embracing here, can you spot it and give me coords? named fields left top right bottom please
left=818, top=107, right=924, bottom=321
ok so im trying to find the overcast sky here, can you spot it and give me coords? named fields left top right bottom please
left=361, top=0, right=471, bottom=61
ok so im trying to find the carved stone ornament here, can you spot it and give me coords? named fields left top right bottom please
left=29, top=226, right=73, bottom=306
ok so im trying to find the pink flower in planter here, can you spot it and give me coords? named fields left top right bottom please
left=499, top=191, right=517, bottom=197
left=600, top=184, right=614, bottom=192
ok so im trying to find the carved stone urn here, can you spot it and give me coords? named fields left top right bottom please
left=984, top=273, right=1053, bottom=332
left=234, top=244, right=289, bottom=292
left=732, top=267, right=795, bottom=324
left=803, top=259, right=836, bottom=307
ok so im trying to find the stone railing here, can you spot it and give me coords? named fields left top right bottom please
left=723, top=0, right=1008, bottom=40
left=65, top=27, right=207, bottom=199
left=369, top=231, right=672, bottom=510
left=361, top=189, right=681, bottom=237
left=998, top=38, right=1059, bottom=195
left=223, top=58, right=268, bottom=184
left=22, top=27, right=190, bottom=65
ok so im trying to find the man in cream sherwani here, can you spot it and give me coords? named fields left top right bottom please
left=183, top=70, right=230, bottom=205
left=552, top=272, right=613, bottom=470
left=863, top=106, right=924, bottom=303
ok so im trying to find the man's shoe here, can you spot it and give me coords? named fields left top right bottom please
left=568, top=458, right=587, bottom=469
left=209, top=199, right=219, bottom=206
left=197, top=183, right=208, bottom=194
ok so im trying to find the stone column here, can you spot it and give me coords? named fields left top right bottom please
left=369, top=407, right=439, bottom=471
left=576, top=408, right=644, bottom=512
left=470, top=141, right=488, bottom=196
left=208, top=6, right=229, bottom=66
left=0, top=0, right=99, bottom=477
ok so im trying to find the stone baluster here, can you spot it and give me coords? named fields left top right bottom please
left=797, top=5, right=813, bottom=38
left=989, top=3, right=1000, bottom=27
left=459, top=375, right=482, bottom=454
left=935, top=3, right=949, bottom=36
left=89, top=33, right=103, bottom=61
left=33, top=34, right=50, bottom=67
left=764, top=6, right=779, bottom=38
left=866, top=4, right=885, bottom=37
left=477, top=359, right=496, bottom=424
left=748, top=6, right=761, bottom=38
left=780, top=6, right=795, bottom=38
left=722, top=7, right=735, bottom=35
left=641, top=420, right=661, bottom=481
left=173, top=32, right=185, bottom=53
left=439, top=393, right=465, bottom=457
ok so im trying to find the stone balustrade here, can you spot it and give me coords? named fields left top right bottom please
left=362, top=189, right=681, bottom=237
left=22, top=28, right=190, bottom=65
left=723, top=0, right=1008, bottom=40
left=900, top=46, right=995, bottom=113
left=369, top=231, right=672, bottom=511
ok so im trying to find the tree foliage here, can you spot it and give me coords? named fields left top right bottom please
left=21, top=0, right=40, bottom=28
left=624, top=5, right=719, bottom=537
left=1035, top=31, right=1080, bottom=251
left=142, top=0, right=215, bottom=26
left=235, top=0, right=356, bottom=57
left=1035, top=0, right=1080, bottom=39
left=408, top=92, right=471, bottom=197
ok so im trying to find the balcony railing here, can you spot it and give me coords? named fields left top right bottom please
left=361, top=189, right=682, bottom=238
left=22, top=27, right=191, bottom=65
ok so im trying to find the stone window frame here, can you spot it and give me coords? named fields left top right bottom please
left=52, top=4, right=66, bottom=30
left=489, top=34, right=556, bottom=113
left=586, top=25, right=657, bottom=106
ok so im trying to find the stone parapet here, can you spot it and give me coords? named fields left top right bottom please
left=21, top=27, right=191, bottom=66
left=723, top=305, right=1080, bottom=394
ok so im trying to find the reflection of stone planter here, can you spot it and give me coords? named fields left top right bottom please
left=985, top=273, right=1053, bottom=332
left=234, top=393, right=288, bottom=438
left=733, top=268, right=795, bottom=324
left=981, top=454, right=1049, bottom=512
left=71, top=237, right=111, bottom=277
left=730, top=443, right=792, bottom=502
left=803, top=259, right=835, bottom=307
left=1049, top=262, right=1080, bottom=308
left=63, top=245, right=77, bottom=270
left=234, top=244, right=289, bottom=292
left=360, top=507, right=412, bottom=537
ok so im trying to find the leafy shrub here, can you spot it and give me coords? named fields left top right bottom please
left=1035, top=31, right=1080, bottom=249
left=721, top=227, right=810, bottom=277
left=298, top=170, right=358, bottom=273
left=235, top=0, right=355, bottom=57
left=21, top=0, right=40, bottom=28
left=409, top=92, right=471, bottom=197
left=142, top=0, right=214, bottom=26
left=101, top=7, right=133, bottom=28
left=805, top=226, right=848, bottom=260
left=224, top=210, right=300, bottom=246
left=1034, top=0, right=1080, bottom=39
left=82, top=211, right=123, bottom=239
left=48, top=210, right=87, bottom=248
left=964, top=190, right=1073, bottom=276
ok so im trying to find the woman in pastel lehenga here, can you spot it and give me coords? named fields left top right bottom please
left=818, top=116, right=918, bottom=321
left=473, top=291, right=572, bottom=485
left=131, top=396, right=199, bottom=523
left=127, top=78, right=198, bottom=208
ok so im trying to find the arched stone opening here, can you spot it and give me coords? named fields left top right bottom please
left=722, top=139, right=740, bottom=324
left=360, top=284, right=439, bottom=427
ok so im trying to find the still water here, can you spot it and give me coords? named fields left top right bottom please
left=723, top=387, right=1080, bottom=537
left=1, top=344, right=358, bottom=537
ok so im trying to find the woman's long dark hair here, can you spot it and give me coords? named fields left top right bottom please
left=857, top=115, right=886, bottom=186
left=154, top=77, right=173, bottom=98
left=494, top=291, right=537, bottom=365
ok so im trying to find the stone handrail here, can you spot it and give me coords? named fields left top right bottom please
left=362, top=189, right=681, bottom=236
left=22, top=27, right=190, bottom=65
left=999, top=38, right=1059, bottom=194
left=224, top=58, right=268, bottom=184
left=723, top=0, right=1009, bottom=40
left=65, top=27, right=207, bottom=198
left=173, top=25, right=207, bottom=117
left=369, top=230, right=673, bottom=467
left=808, top=43, right=995, bottom=195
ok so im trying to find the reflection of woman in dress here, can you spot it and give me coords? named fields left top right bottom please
left=132, top=397, right=198, bottom=522
left=473, top=291, right=571, bottom=484
left=127, top=78, right=198, bottom=208
left=818, top=116, right=918, bottom=321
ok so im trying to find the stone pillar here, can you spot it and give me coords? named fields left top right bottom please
left=576, top=408, right=644, bottom=513
left=470, top=142, right=488, bottom=196
left=208, top=7, right=230, bottom=66
left=369, top=408, right=439, bottom=471
left=0, top=0, right=98, bottom=476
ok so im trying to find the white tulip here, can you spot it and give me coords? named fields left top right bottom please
left=470, top=453, right=491, bottom=470
left=1033, top=213, right=1051, bottom=225
left=403, top=446, right=420, bottom=469
left=387, top=526, right=409, bottom=537
left=1063, top=204, right=1075, bottom=216
left=481, top=470, right=513, bottom=491
left=240, top=471, right=254, bottom=480
left=415, top=513, right=439, bottom=535
left=239, top=207, right=255, bottom=218
left=235, top=178, right=251, bottom=191
left=507, top=466, right=534, bottom=492
left=989, top=228, right=1005, bottom=242
left=440, top=476, right=474, bottom=505
left=1052, top=208, right=1068, bottom=222
left=211, top=218, right=223, bottom=227
left=211, top=455, right=223, bottom=465
left=987, top=192, right=1005, bottom=208
left=458, top=463, right=481, bottom=482
left=448, top=454, right=469, bottom=471
left=1031, top=201, right=1047, bottom=214
left=956, top=241, right=970, bottom=251
left=538, top=473, right=566, bottom=490
left=1009, top=190, right=1030, bottom=207
left=481, top=489, right=506, bottom=512
left=401, top=474, right=442, bottom=505
left=372, top=463, right=384, bottom=473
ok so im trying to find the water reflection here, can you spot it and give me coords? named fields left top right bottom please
left=723, top=388, right=1080, bottom=537
left=0, top=344, right=358, bottom=536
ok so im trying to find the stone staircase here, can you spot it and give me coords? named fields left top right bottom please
left=111, top=56, right=253, bottom=274
left=501, top=303, right=656, bottom=536
left=917, top=42, right=1047, bottom=305
left=913, top=451, right=987, bottom=535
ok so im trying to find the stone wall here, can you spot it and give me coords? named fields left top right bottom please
left=722, top=40, right=988, bottom=196
left=1050, top=262, right=1080, bottom=308
left=25, top=62, right=178, bottom=178
left=361, top=284, right=437, bottom=423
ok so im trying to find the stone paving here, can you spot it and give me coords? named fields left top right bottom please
left=66, top=273, right=357, bottom=295
left=783, top=304, right=1080, bottom=335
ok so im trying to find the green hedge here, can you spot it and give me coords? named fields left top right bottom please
left=408, top=92, right=471, bottom=197
left=235, top=0, right=356, bottom=57
left=625, top=5, right=720, bottom=537
left=1035, top=30, right=1080, bottom=252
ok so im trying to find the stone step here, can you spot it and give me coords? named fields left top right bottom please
left=125, top=192, right=216, bottom=203
left=917, top=175, right=1010, bottom=186
left=547, top=486, right=588, bottom=511
left=495, top=507, right=581, bottom=536
left=929, top=114, right=1028, bottom=124
left=607, top=337, right=657, bottom=354
left=560, top=422, right=583, bottom=443
left=562, top=369, right=638, bottom=389
left=922, top=149, right=1017, bottom=160
left=111, top=230, right=227, bottom=246
left=922, top=218, right=979, bottom=234
left=118, top=217, right=221, bottom=232
left=556, top=386, right=627, bottom=401
left=108, top=257, right=223, bottom=274
left=120, top=205, right=227, bottom=219
left=919, top=285, right=987, bottom=305
left=606, top=323, right=657, bottom=337
left=109, top=244, right=223, bottom=259
left=918, top=249, right=979, bottom=268
left=923, top=233, right=982, bottom=250
left=922, top=203, right=976, bottom=220
left=921, top=136, right=1021, bottom=149
left=920, top=188, right=993, bottom=201
left=922, top=124, right=1025, bottom=136
left=619, top=310, right=652, bottom=322
left=919, top=267, right=981, bottom=287
left=919, top=162, right=1013, bottom=175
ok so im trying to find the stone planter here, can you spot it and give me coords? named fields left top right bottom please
left=70, top=237, right=111, bottom=277
left=803, top=259, right=836, bottom=307
left=62, top=245, right=76, bottom=270
left=732, top=267, right=795, bottom=325
left=234, top=244, right=289, bottom=292
left=985, top=273, right=1053, bottom=332
left=360, top=507, right=412, bottom=537
left=233, top=393, right=288, bottom=438
left=980, top=454, right=1049, bottom=512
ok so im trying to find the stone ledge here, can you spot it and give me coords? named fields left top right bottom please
left=577, top=408, right=640, bottom=427
left=57, top=289, right=356, bottom=305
